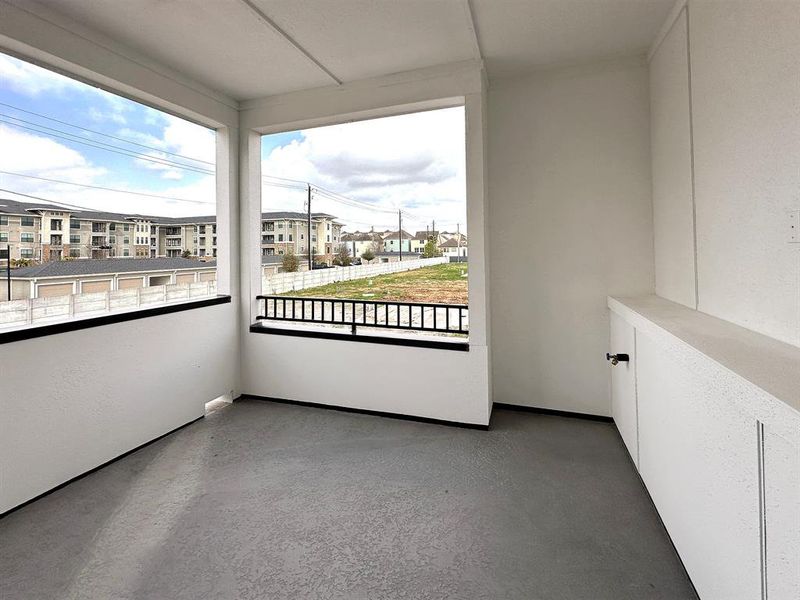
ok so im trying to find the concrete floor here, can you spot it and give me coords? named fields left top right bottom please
left=0, top=400, right=696, bottom=600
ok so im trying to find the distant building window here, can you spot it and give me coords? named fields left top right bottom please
left=69, top=248, right=80, bottom=258
left=109, top=223, right=116, bottom=231
left=278, top=223, right=284, bottom=229
left=123, top=224, right=129, bottom=231
left=70, top=219, right=80, bottom=229
left=123, top=237, right=129, bottom=245
left=20, top=248, right=33, bottom=258
left=289, top=234, right=293, bottom=241
left=0, top=216, right=7, bottom=225
left=21, top=216, right=35, bottom=227
left=123, top=249, right=130, bottom=257
left=0, top=233, right=7, bottom=242
left=109, top=236, right=116, bottom=243
left=70, top=235, right=80, bottom=244
left=20, top=233, right=34, bottom=242
left=278, top=234, right=284, bottom=242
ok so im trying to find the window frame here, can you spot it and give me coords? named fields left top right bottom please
left=0, top=47, right=235, bottom=344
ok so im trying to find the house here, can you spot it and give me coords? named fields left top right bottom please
left=381, top=229, right=413, bottom=253
left=438, top=237, right=467, bottom=258
left=340, top=230, right=383, bottom=259
left=1, top=2, right=797, bottom=599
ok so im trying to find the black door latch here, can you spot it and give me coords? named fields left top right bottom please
left=606, top=353, right=630, bottom=366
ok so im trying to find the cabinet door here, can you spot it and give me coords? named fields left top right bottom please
left=764, top=424, right=800, bottom=599
left=610, top=311, right=638, bottom=466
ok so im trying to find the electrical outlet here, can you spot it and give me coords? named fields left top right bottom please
left=790, top=210, right=800, bottom=244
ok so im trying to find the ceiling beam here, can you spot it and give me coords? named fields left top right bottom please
left=237, top=0, right=342, bottom=86
left=463, top=0, right=483, bottom=62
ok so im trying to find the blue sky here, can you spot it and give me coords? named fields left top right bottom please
left=0, top=50, right=467, bottom=232
left=0, top=51, right=216, bottom=217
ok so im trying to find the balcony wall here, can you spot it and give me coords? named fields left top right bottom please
left=0, top=5, right=241, bottom=514
left=239, top=62, right=492, bottom=426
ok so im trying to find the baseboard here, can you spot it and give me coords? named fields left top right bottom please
left=239, top=394, right=489, bottom=430
left=492, top=402, right=613, bottom=423
left=0, top=414, right=205, bottom=519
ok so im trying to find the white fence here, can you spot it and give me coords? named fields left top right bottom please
left=262, top=256, right=448, bottom=295
left=0, top=280, right=217, bottom=329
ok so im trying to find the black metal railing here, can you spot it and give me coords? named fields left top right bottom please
left=256, top=295, right=468, bottom=335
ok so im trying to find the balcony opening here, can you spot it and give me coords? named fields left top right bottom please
left=0, top=50, right=219, bottom=332
left=256, top=106, right=468, bottom=343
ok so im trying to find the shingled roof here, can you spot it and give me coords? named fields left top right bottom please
left=9, top=257, right=216, bottom=279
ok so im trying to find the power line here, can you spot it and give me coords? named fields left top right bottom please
left=0, top=171, right=213, bottom=205
left=0, top=113, right=215, bottom=173
left=0, top=119, right=215, bottom=176
left=0, top=100, right=215, bottom=165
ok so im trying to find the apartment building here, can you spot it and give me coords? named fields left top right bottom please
left=0, top=199, right=339, bottom=264
left=259, top=211, right=342, bottom=261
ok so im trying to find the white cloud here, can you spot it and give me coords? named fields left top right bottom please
left=0, top=124, right=214, bottom=218
left=120, top=114, right=215, bottom=180
left=0, top=54, right=85, bottom=97
left=261, top=107, right=466, bottom=233
left=0, top=124, right=104, bottom=180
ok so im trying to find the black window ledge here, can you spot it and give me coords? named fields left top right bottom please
left=250, top=323, right=469, bottom=351
left=0, top=295, right=231, bottom=344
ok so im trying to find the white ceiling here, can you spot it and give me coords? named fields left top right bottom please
left=26, top=0, right=674, bottom=101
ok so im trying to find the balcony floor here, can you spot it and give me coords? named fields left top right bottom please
left=0, top=400, right=696, bottom=599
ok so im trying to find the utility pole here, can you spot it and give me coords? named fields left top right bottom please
left=4, top=244, right=10, bottom=301
left=398, top=209, right=403, bottom=262
left=456, top=223, right=461, bottom=259
left=307, top=184, right=313, bottom=271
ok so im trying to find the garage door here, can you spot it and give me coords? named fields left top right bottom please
left=118, top=277, right=144, bottom=290
left=81, top=280, right=111, bottom=294
left=37, top=283, right=73, bottom=298
left=175, top=273, right=195, bottom=285
left=199, top=271, right=216, bottom=282
left=149, top=275, right=171, bottom=286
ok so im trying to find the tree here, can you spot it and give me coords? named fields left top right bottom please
left=181, top=250, right=192, bottom=258
left=422, top=239, right=440, bottom=258
left=333, top=244, right=352, bottom=266
left=281, top=248, right=300, bottom=272
left=361, top=247, right=375, bottom=262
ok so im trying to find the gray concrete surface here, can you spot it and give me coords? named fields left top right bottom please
left=0, top=400, right=697, bottom=599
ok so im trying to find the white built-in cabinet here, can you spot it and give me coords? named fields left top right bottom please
left=609, top=296, right=800, bottom=600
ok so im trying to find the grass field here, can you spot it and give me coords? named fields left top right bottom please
left=280, top=262, right=468, bottom=304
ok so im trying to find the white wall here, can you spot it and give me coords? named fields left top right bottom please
left=0, top=304, right=237, bottom=513
left=649, top=0, right=800, bottom=346
left=0, top=6, right=241, bottom=513
left=488, top=59, right=655, bottom=416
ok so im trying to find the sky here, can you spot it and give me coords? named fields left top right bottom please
left=260, top=108, right=467, bottom=233
left=0, top=51, right=467, bottom=234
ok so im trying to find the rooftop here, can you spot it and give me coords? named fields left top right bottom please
left=10, top=257, right=216, bottom=279
left=0, top=199, right=337, bottom=226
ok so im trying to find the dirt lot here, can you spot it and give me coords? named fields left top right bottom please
left=280, top=262, right=469, bottom=304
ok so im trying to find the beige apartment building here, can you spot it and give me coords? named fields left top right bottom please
left=0, top=199, right=341, bottom=265
left=259, top=211, right=342, bottom=261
